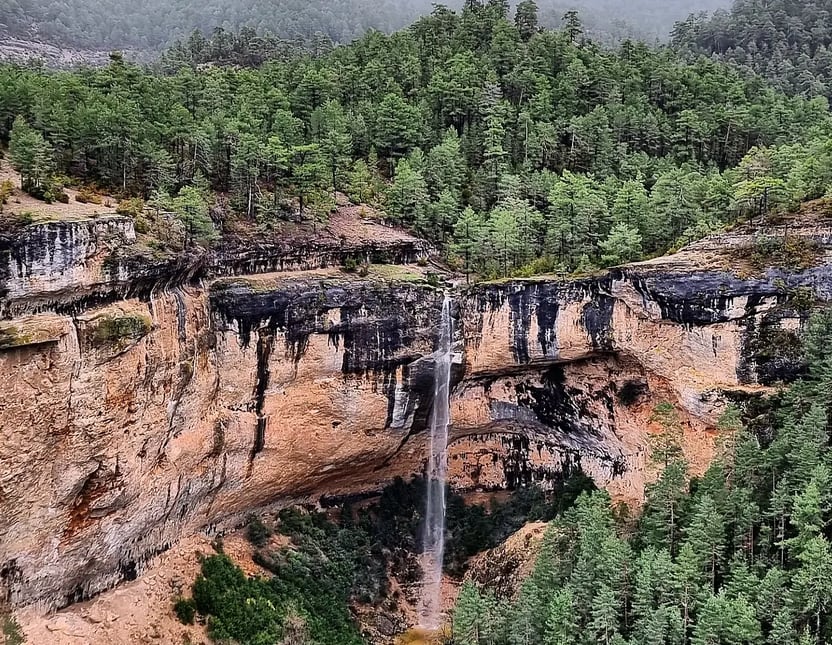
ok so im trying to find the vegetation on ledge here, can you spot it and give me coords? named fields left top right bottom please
left=88, top=314, right=152, bottom=348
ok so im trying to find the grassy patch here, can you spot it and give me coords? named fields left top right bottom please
left=366, top=264, right=427, bottom=283
left=0, top=326, right=33, bottom=350
left=0, top=611, right=24, bottom=645
left=0, top=210, right=34, bottom=233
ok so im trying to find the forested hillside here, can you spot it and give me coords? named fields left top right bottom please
left=2, top=1, right=830, bottom=277
left=673, top=0, right=832, bottom=98
left=452, top=312, right=832, bottom=644
left=0, top=0, right=724, bottom=51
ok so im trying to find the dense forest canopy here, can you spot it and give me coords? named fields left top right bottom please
left=673, top=0, right=832, bottom=98
left=2, top=1, right=831, bottom=277
left=0, top=0, right=727, bottom=51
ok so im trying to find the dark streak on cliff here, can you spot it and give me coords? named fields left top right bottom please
left=251, top=331, right=273, bottom=461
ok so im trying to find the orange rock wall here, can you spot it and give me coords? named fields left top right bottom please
left=0, top=224, right=813, bottom=611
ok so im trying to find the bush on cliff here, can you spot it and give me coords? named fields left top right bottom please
left=173, top=596, right=196, bottom=625
left=245, top=514, right=272, bottom=548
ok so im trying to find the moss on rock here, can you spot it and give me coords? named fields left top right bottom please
left=89, top=314, right=152, bottom=348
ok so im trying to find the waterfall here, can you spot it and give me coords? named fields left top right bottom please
left=419, top=294, right=454, bottom=630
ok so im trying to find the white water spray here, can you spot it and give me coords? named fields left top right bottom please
left=419, top=295, right=454, bottom=629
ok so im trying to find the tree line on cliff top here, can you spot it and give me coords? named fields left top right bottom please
left=2, top=1, right=832, bottom=277
left=452, top=310, right=832, bottom=645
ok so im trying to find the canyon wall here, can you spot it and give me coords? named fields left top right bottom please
left=0, top=215, right=827, bottom=611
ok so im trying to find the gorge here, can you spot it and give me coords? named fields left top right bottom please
left=1, top=204, right=829, bottom=631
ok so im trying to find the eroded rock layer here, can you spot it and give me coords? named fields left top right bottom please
left=1, top=215, right=828, bottom=610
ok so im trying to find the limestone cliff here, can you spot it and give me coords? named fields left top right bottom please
left=0, top=212, right=829, bottom=612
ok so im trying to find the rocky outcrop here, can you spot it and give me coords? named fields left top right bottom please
left=465, top=523, right=547, bottom=599
left=1, top=214, right=830, bottom=612
left=0, top=211, right=432, bottom=318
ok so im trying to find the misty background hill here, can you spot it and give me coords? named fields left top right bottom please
left=0, top=0, right=729, bottom=53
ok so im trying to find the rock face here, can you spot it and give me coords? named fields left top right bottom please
left=1, top=214, right=829, bottom=611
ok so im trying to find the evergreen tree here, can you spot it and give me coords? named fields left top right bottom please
left=599, top=223, right=643, bottom=266
left=514, top=0, right=538, bottom=42
left=454, top=582, right=486, bottom=645
left=9, top=115, right=54, bottom=197
left=172, top=185, right=216, bottom=247
left=386, top=159, right=428, bottom=225
left=544, top=586, right=578, bottom=645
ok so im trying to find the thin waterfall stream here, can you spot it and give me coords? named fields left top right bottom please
left=418, top=294, right=454, bottom=630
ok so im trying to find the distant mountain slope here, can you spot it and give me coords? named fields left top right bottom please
left=0, top=0, right=727, bottom=53
left=673, top=0, right=832, bottom=98
left=537, top=0, right=729, bottom=43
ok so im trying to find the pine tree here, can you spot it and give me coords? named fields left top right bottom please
left=453, top=206, right=486, bottom=280
left=599, top=223, right=643, bottom=266
left=514, top=0, right=538, bottom=42
left=640, top=461, right=687, bottom=554
left=562, top=10, right=583, bottom=43
left=793, top=536, right=832, bottom=635
left=510, top=580, right=546, bottom=645
left=769, top=605, right=799, bottom=645
left=454, top=582, right=485, bottom=645
left=675, top=542, right=703, bottom=634
left=386, top=159, right=428, bottom=225
left=590, top=584, right=620, bottom=645
left=9, top=115, right=54, bottom=197
left=649, top=403, right=685, bottom=468
left=425, top=128, right=466, bottom=199
left=485, top=206, right=522, bottom=277
left=685, top=495, right=726, bottom=594
left=544, top=586, right=577, bottom=645
left=172, top=185, right=217, bottom=247
left=612, top=179, right=652, bottom=232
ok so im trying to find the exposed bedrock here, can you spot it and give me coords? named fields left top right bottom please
left=0, top=216, right=829, bottom=610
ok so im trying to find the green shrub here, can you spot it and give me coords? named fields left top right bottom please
left=749, top=235, right=820, bottom=272
left=44, top=176, right=69, bottom=204
left=0, top=325, right=33, bottom=349
left=0, top=210, right=34, bottom=233
left=76, top=187, right=103, bottom=205
left=134, top=215, right=150, bottom=234
left=0, top=180, right=14, bottom=208
left=343, top=256, right=358, bottom=273
left=173, top=597, right=196, bottom=625
left=116, top=197, right=146, bottom=217
left=1, top=613, right=24, bottom=645
left=245, top=514, right=271, bottom=548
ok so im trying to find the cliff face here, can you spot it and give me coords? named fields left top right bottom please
left=0, top=214, right=828, bottom=611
